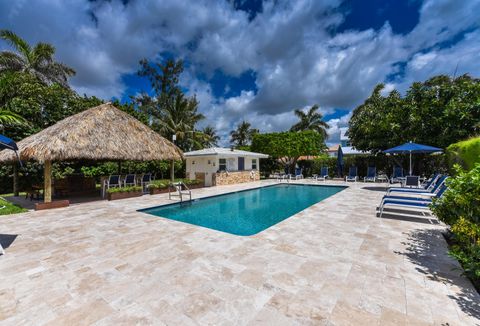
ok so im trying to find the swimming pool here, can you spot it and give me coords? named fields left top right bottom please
left=140, top=184, right=346, bottom=236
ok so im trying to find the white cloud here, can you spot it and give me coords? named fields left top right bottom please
left=0, top=0, right=479, bottom=144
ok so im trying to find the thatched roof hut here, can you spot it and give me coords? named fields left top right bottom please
left=0, top=103, right=183, bottom=163
left=0, top=103, right=183, bottom=204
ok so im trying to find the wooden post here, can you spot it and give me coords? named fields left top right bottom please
left=44, top=160, right=52, bottom=203
left=170, top=160, right=175, bottom=182
left=13, top=163, right=19, bottom=197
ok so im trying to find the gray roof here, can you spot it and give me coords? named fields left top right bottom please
left=184, top=147, right=268, bottom=158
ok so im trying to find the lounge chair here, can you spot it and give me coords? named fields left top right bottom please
left=291, top=168, right=303, bottom=180
left=378, top=184, right=447, bottom=218
left=123, top=174, right=136, bottom=187
left=316, top=167, right=329, bottom=181
left=345, top=166, right=358, bottom=182
left=390, top=166, right=404, bottom=184
left=364, top=167, right=376, bottom=182
left=103, top=175, right=121, bottom=198
left=387, top=175, right=447, bottom=196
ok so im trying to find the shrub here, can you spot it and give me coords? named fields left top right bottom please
left=431, top=164, right=480, bottom=284
left=147, top=180, right=169, bottom=189
left=106, top=186, right=142, bottom=194
left=446, top=137, right=480, bottom=171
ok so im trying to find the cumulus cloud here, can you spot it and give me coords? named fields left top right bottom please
left=0, top=0, right=479, bottom=145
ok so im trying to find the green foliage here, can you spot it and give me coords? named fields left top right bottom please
left=0, top=29, right=75, bottom=88
left=133, top=58, right=206, bottom=151
left=148, top=178, right=200, bottom=189
left=148, top=180, right=169, bottom=189
left=0, top=71, right=103, bottom=140
left=251, top=131, right=324, bottom=158
left=290, top=104, right=330, bottom=139
left=230, top=121, right=259, bottom=147
left=107, top=186, right=142, bottom=194
left=311, top=155, right=337, bottom=177
left=446, top=137, right=480, bottom=171
left=0, top=198, right=27, bottom=215
left=349, top=75, right=480, bottom=153
left=431, top=164, right=480, bottom=283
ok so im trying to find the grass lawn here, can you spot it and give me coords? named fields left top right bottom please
left=0, top=198, right=28, bottom=215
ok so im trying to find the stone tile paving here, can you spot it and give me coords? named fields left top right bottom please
left=0, top=180, right=479, bottom=325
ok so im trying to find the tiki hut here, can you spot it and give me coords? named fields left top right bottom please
left=0, top=103, right=183, bottom=203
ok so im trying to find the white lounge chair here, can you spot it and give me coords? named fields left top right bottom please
left=345, top=167, right=358, bottom=182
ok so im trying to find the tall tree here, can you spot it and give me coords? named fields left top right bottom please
left=134, top=58, right=206, bottom=151
left=230, top=121, right=258, bottom=147
left=0, top=30, right=75, bottom=88
left=349, top=75, right=480, bottom=153
left=290, top=104, right=330, bottom=139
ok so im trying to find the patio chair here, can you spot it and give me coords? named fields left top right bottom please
left=345, top=166, right=358, bottom=182
left=316, top=167, right=329, bottom=181
left=404, top=175, right=420, bottom=188
left=364, top=166, right=376, bottom=182
left=103, top=175, right=121, bottom=198
left=291, top=168, right=303, bottom=180
left=141, top=173, right=152, bottom=192
left=381, top=184, right=447, bottom=204
left=123, top=174, right=136, bottom=187
left=390, top=166, right=404, bottom=184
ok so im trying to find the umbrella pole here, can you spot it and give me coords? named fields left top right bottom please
left=13, top=163, right=19, bottom=197
left=44, top=160, right=52, bottom=203
left=409, top=151, right=412, bottom=176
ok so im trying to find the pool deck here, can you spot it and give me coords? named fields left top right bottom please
left=0, top=180, right=479, bottom=325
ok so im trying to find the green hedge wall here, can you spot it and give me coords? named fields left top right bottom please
left=446, top=137, right=480, bottom=171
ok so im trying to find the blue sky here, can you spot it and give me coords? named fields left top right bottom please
left=1, top=0, right=479, bottom=145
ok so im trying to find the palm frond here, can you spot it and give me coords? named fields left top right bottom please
left=0, top=109, right=28, bottom=126
left=0, top=30, right=32, bottom=59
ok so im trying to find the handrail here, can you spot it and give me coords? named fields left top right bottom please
left=168, top=182, right=192, bottom=202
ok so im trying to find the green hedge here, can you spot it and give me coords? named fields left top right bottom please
left=446, top=137, right=480, bottom=171
left=431, top=164, right=480, bottom=287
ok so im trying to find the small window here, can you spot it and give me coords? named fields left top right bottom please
left=252, top=159, right=257, bottom=170
left=219, top=158, right=227, bottom=171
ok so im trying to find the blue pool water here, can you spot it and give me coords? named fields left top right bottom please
left=140, top=184, right=345, bottom=236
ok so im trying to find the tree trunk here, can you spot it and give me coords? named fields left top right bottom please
left=13, top=163, right=19, bottom=197
left=44, top=160, right=52, bottom=203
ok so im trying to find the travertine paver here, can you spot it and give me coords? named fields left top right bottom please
left=0, top=180, right=479, bottom=325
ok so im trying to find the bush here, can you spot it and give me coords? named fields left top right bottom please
left=147, top=180, right=169, bottom=189
left=107, top=186, right=142, bottom=194
left=446, top=137, right=480, bottom=171
left=431, top=164, right=480, bottom=285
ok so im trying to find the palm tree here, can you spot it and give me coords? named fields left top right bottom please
left=290, top=104, right=330, bottom=139
left=155, top=94, right=205, bottom=151
left=0, top=30, right=75, bottom=88
left=230, top=121, right=259, bottom=147
left=200, top=126, right=220, bottom=147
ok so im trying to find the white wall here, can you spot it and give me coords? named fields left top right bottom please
left=186, top=155, right=261, bottom=178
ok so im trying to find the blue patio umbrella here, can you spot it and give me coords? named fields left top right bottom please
left=337, top=145, right=344, bottom=177
left=0, top=134, right=18, bottom=151
left=384, top=141, right=442, bottom=175
left=0, top=134, right=23, bottom=167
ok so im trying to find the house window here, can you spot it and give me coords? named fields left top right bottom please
left=219, top=158, right=227, bottom=171
left=252, top=159, right=257, bottom=170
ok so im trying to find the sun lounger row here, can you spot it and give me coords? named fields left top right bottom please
left=378, top=174, right=448, bottom=218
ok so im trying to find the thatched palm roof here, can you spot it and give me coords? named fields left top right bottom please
left=0, top=103, right=183, bottom=163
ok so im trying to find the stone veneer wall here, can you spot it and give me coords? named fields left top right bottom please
left=214, top=170, right=260, bottom=186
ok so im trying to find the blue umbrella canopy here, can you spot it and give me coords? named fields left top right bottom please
left=384, top=141, right=442, bottom=175
left=384, top=142, right=442, bottom=154
left=0, top=134, right=18, bottom=151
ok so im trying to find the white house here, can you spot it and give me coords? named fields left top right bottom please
left=339, top=127, right=368, bottom=155
left=184, top=147, right=268, bottom=186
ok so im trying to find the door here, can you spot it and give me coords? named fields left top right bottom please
left=205, top=173, right=212, bottom=187
left=238, top=157, right=245, bottom=171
